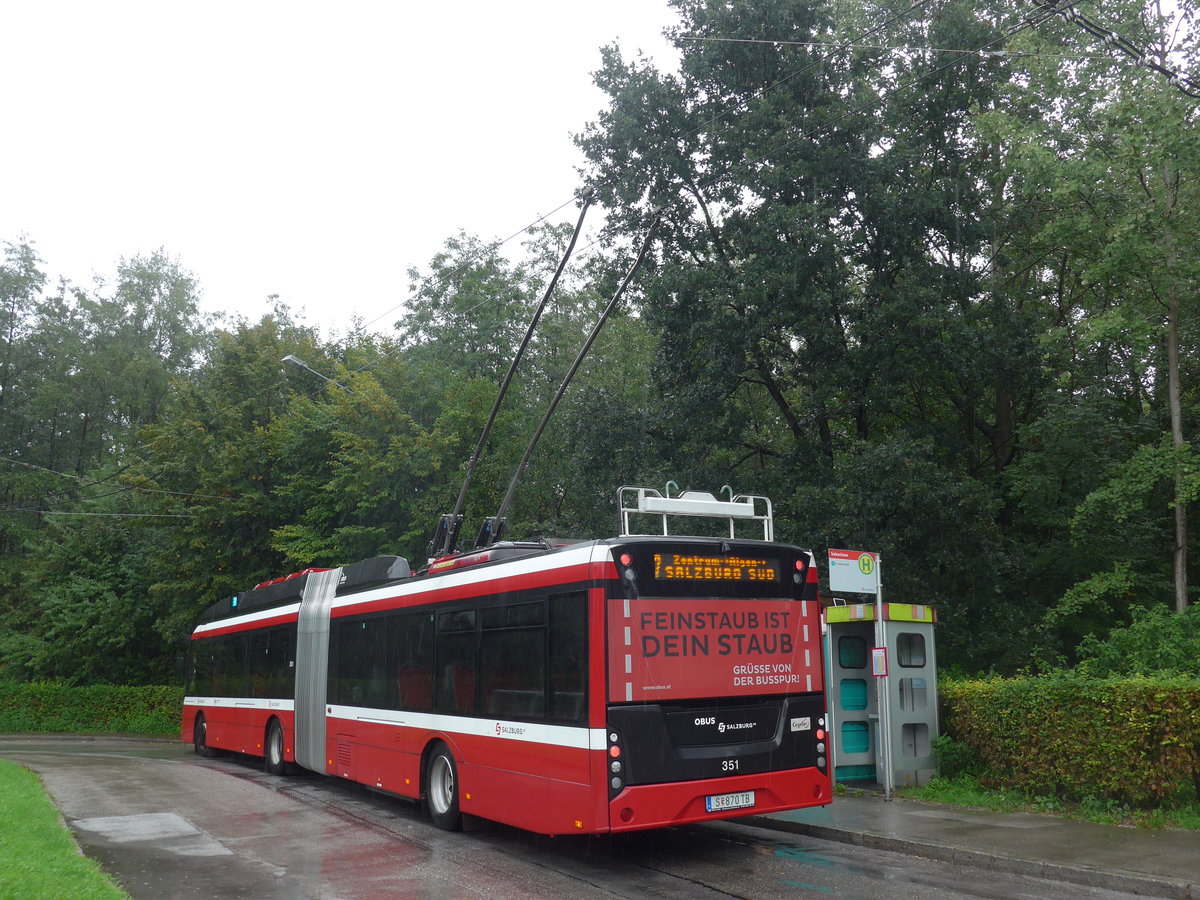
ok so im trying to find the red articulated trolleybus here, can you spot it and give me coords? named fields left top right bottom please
left=182, top=485, right=831, bottom=834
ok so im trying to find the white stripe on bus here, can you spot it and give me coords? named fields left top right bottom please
left=184, top=697, right=296, bottom=711
left=326, top=705, right=607, bottom=750
left=192, top=603, right=301, bottom=635
left=184, top=699, right=606, bottom=750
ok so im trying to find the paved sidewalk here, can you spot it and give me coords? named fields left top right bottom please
left=746, top=793, right=1200, bottom=899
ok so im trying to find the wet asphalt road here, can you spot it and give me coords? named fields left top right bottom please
left=0, top=738, right=1145, bottom=899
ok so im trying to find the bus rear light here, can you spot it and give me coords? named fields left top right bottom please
left=608, top=729, right=624, bottom=797
left=620, top=807, right=634, bottom=823
left=816, top=729, right=825, bottom=740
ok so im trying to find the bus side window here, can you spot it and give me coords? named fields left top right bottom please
left=209, top=636, right=228, bottom=696
left=191, top=642, right=213, bottom=696
left=435, top=608, right=478, bottom=714
left=212, top=633, right=249, bottom=698
left=549, top=592, right=587, bottom=724
left=331, top=617, right=391, bottom=707
left=331, top=620, right=366, bottom=706
left=267, top=626, right=294, bottom=699
left=249, top=631, right=271, bottom=698
left=392, top=611, right=433, bottom=711
left=480, top=602, right=546, bottom=720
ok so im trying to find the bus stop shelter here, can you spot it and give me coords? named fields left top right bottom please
left=823, top=602, right=939, bottom=788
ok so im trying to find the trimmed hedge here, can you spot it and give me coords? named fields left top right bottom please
left=0, top=682, right=183, bottom=736
left=940, top=675, right=1200, bottom=807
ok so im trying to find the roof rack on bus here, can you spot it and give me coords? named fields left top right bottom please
left=618, top=484, right=774, bottom=541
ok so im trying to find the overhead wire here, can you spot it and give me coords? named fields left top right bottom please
left=0, top=506, right=193, bottom=519
left=1026, top=0, right=1200, bottom=98
left=0, top=454, right=228, bottom=520
left=0, top=455, right=229, bottom=501
left=355, top=194, right=582, bottom=335
left=681, top=34, right=1111, bottom=62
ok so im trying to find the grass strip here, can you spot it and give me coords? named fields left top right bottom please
left=0, top=760, right=127, bottom=899
left=895, top=775, right=1200, bottom=831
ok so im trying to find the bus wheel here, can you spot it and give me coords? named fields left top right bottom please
left=193, top=714, right=216, bottom=758
left=426, top=743, right=462, bottom=831
left=264, top=720, right=288, bottom=775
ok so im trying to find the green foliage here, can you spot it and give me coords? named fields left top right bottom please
left=0, top=682, right=182, bottom=734
left=930, top=734, right=982, bottom=781
left=941, top=675, right=1200, bottom=807
left=0, top=760, right=127, bottom=899
left=1077, top=605, right=1200, bottom=677
left=1073, top=441, right=1200, bottom=536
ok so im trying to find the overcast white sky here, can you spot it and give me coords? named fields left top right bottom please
left=2, top=1, right=679, bottom=336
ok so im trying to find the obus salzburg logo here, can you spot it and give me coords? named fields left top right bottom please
left=496, top=723, right=526, bottom=737
left=695, top=716, right=755, bottom=733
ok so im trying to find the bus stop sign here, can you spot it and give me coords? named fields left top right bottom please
left=828, top=549, right=879, bottom=594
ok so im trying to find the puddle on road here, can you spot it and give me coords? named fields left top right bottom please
left=72, top=812, right=232, bottom=857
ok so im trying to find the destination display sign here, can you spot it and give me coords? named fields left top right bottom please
left=652, top=552, right=779, bottom=583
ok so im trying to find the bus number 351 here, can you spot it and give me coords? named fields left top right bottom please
left=722, top=759, right=740, bottom=772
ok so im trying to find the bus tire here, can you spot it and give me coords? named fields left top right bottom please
left=264, top=719, right=289, bottom=775
left=193, top=713, right=216, bottom=758
left=426, top=743, right=462, bottom=831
